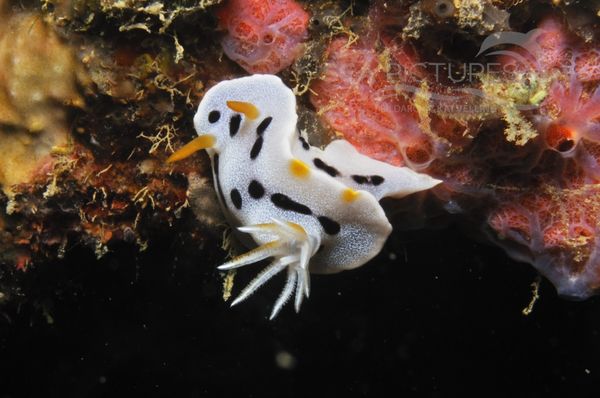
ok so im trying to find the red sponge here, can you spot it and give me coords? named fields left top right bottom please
left=217, top=0, right=309, bottom=74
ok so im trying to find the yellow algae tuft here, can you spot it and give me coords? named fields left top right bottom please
left=480, top=72, right=552, bottom=146
left=222, top=270, right=236, bottom=302
left=414, top=80, right=434, bottom=139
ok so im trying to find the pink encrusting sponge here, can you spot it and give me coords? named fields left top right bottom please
left=310, top=36, right=435, bottom=169
left=310, top=13, right=600, bottom=299
left=488, top=185, right=600, bottom=299
left=217, top=0, right=310, bottom=74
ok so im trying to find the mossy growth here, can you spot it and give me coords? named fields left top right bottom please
left=480, top=71, right=552, bottom=146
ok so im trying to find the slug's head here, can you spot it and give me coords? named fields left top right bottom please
left=168, top=74, right=296, bottom=163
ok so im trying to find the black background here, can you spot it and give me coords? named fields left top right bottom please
left=1, top=0, right=599, bottom=396
left=1, top=225, right=598, bottom=397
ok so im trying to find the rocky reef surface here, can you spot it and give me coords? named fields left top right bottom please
left=0, top=0, right=599, bottom=314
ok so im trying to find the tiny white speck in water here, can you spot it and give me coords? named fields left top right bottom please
left=275, top=351, right=297, bottom=370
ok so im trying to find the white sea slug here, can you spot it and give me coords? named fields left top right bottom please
left=168, top=74, right=441, bottom=319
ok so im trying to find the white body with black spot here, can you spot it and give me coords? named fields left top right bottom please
left=182, top=74, right=441, bottom=319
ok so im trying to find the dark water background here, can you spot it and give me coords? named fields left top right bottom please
left=0, top=225, right=598, bottom=397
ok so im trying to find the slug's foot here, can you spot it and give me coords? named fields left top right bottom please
left=218, top=219, right=320, bottom=319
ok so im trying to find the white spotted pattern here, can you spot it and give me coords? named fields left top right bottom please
left=190, top=74, right=441, bottom=318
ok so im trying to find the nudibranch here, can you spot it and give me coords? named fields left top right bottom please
left=169, top=75, right=441, bottom=319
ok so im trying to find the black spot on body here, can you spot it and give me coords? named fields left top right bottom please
left=248, top=180, right=265, bottom=199
left=229, top=114, right=242, bottom=137
left=230, top=188, right=242, bottom=209
left=318, top=216, right=341, bottom=235
left=208, top=110, right=220, bottom=123
left=351, top=174, right=385, bottom=186
left=352, top=175, right=369, bottom=184
left=248, top=117, right=272, bottom=159
left=299, top=136, right=310, bottom=150
left=256, top=117, right=272, bottom=136
left=313, top=158, right=340, bottom=177
left=371, top=175, right=385, bottom=186
left=250, top=136, right=263, bottom=159
left=270, top=193, right=312, bottom=215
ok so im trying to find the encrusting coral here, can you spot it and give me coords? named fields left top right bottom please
left=310, top=2, right=600, bottom=299
left=0, top=0, right=600, bottom=312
